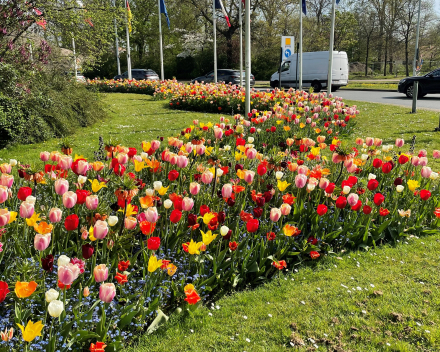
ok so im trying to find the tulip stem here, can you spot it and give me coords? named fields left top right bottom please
left=335, top=162, right=344, bottom=184
left=118, top=199, right=128, bottom=239
left=211, top=165, right=217, bottom=198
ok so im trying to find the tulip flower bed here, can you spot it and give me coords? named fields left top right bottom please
left=87, top=79, right=180, bottom=98
left=1, top=90, right=440, bottom=352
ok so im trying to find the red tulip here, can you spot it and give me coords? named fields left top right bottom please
left=168, top=170, right=179, bottom=181
left=398, top=155, right=409, bottom=164
left=170, top=209, right=182, bottom=223
left=382, top=162, right=392, bottom=174
left=17, top=187, right=32, bottom=201
left=373, top=193, right=385, bottom=206
left=64, top=214, right=79, bottom=231
left=82, top=244, right=94, bottom=259
left=246, top=219, right=259, bottom=233
left=367, top=179, right=379, bottom=191
left=363, top=205, right=372, bottom=214
left=253, top=207, right=263, bottom=218
left=0, top=281, right=10, bottom=303
left=317, top=204, right=328, bottom=216
left=147, top=237, right=161, bottom=250
left=372, top=159, right=383, bottom=168
left=351, top=200, right=362, bottom=211
left=379, top=207, right=390, bottom=216
left=267, top=232, right=276, bottom=241
left=76, top=189, right=91, bottom=205
left=420, top=190, right=431, bottom=200
left=310, top=251, right=320, bottom=259
left=199, top=205, right=210, bottom=216
left=325, top=183, right=336, bottom=194
left=257, top=164, right=267, bottom=176
left=229, top=241, right=238, bottom=251
left=335, top=196, right=347, bottom=209
left=128, top=147, right=137, bottom=158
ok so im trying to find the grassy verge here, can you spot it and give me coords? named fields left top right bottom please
left=341, top=83, right=398, bottom=90
left=125, top=233, right=440, bottom=352
left=0, top=94, right=220, bottom=164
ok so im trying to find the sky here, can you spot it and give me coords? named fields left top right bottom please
left=435, top=0, right=440, bottom=14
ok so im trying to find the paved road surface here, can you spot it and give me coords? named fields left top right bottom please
left=334, top=90, right=440, bottom=111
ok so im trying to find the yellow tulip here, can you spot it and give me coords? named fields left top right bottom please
left=277, top=180, right=291, bottom=192
left=187, top=239, right=203, bottom=255
left=236, top=169, right=245, bottom=179
left=311, top=147, right=321, bottom=156
left=158, top=186, right=169, bottom=196
left=142, top=141, right=151, bottom=152
left=17, top=321, right=44, bottom=342
left=89, top=179, right=107, bottom=193
left=205, top=147, right=214, bottom=156
left=8, top=211, right=17, bottom=224
left=89, top=226, right=97, bottom=241
left=134, top=160, right=147, bottom=172
left=118, top=204, right=138, bottom=217
left=26, top=213, right=41, bottom=227
left=148, top=255, right=163, bottom=273
left=201, top=230, right=217, bottom=246
left=73, top=154, right=86, bottom=162
left=407, top=180, right=419, bottom=192
left=199, top=212, right=216, bottom=225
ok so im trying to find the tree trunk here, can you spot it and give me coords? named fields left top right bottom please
left=383, top=36, right=388, bottom=76
left=405, top=41, right=409, bottom=76
left=226, top=32, right=233, bottom=68
left=365, top=37, right=370, bottom=77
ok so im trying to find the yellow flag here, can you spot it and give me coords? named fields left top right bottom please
left=126, top=0, right=133, bottom=33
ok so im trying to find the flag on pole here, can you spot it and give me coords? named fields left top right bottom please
left=214, top=0, right=231, bottom=27
left=302, top=0, right=307, bottom=15
left=336, top=0, right=341, bottom=3
left=126, top=0, right=133, bottom=33
left=160, top=0, right=170, bottom=29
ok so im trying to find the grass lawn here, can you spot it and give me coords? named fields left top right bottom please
left=125, top=233, right=440, bottom=352
left=341, top=83, right=398, bottom=90
left=1, top=92, right=440, bottom=351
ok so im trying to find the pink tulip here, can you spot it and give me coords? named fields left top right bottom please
left=421, top=166, right=432, bottom=178
left=40, top=151, right=50, bottom=162
left=0, top=209, right=10, bottom=227
left=99, top=283, right=116, bottom=303
left=214, top=127, right=223, bottom=139
left=93, top=220, right=109, bottom=239
left=50, top=152, right=60, bottom=162
left=117, top=153, right=128, bottom=165
left=355, top=138, right=364, bottom=146
left=395, top=138, right=404, bottom=148
left=201, top=171, right=213, bottom=184
left=0, top=164, right=11, bottom=174
left=280, top=203, right=291, bottom=216
left=124, top=216, right=137, bottom=230
left=137, top=212, right=147, bottom=223
left=196, top=145, right=205, bottom=156
left=93, top=264, right=109, bottom=282
left=306, top=117, right=311, bottom=124
left=374, top=138, right=382, bottom=147
left=270, top=208, right=282, bottom=222
left=244, top=170, right=255, bottom=184
left=151, top=140, right=161, bottom=151
left=319, top=178, right=329, bottom=190
left=62, top=191, right=77, bottom=209
left=59, top=156, right=73, bottom=170
left=418, top=157, right=428, bottom=166
left=347, top=193, right=359, bottom=207
left=58, top=263, right=80, bottom=285
left=411, top=156, right=419, bottom=166
left=190, top=182, right=200, bottom=195
left=332, top=153, right=343, bottom=164
left=176, top=155, right=189, bottom=168
left=295, top=174, right=307, bottom=188
left=182, top=197, right=194, bottom=212
left=433, top=150, right=440, bottom=159
left=346, top=164, right=357, bottom=173
left=419, top=149, right=427, bottom=157
left=0, top=186, right=8, bottom=204
left=185, top=143, right=193, bottom=154
left=0, top=174, right=13, bottom=188
left=365, top=137, right=374, bottom=147
left=76, top=160, right=89, bottom=175
left=246, top=148, right=257, bottom=160
left=145, top=207, right=159, bottom=223
left=86, top=195, right=99, bottom=210
left=221, top=184, right=233, bottom=198
left=54, top=179, right=69, bottom=196
left=49, top=208, right=63, bottom=223
left=297, top=165, right=308, bottom=175
left=133, top=155, right=143, bottom=162
left=34, top=233, right=51, bottom=251
left=20, top=201, right=34, bottom=218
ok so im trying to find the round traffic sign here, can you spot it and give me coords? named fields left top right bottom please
left=284, top=49, right=292, bottom=58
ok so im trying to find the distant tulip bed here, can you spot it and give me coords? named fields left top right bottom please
left=87, top=78, right=176, bottom=97
left=2, top=85, right=440, bottom=352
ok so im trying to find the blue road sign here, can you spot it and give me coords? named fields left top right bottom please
left=284, top=49, right=292, bottom=58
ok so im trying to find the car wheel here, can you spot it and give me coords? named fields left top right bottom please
left=405, top=84, right=424, bottom=98
left=312, top=81, right=321, bottom=92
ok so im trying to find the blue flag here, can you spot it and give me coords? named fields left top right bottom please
left=302, top=0, right=307, bottom=15
left=160, top=0, right=170, bottom=29
left=336, top=0, right=341, bottom=3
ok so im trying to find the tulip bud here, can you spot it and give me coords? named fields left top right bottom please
left=9, top=159, right=17, bottom=167
left=342, top=186, right=351, bottom=194
left=220, top=226, right=229, bottom=236
left=145, top=188, right=154, bottom=197
left=45, top=289, right=59, bottom=303
left=78, top=175, right=87, bottom=185
left=83, top=286, right=90, bottom=297
left=164, top=199, right=173, bottom=209
left=48, top=300, right=64, bottom=318
left=108, top=216, right=118, bottom=226
left=396, top=185, right=404, bottom=193
left=153, top=181, right=162, bottom=191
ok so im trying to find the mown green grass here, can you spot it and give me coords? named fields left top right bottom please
left=126, top=234, right=440, bottom=352
left=0, top=94, right=219, bottom=164
left=341, top=83, right=398, bottom=90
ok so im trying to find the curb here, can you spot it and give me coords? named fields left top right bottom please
left=340, top=88, right=397, bottom=92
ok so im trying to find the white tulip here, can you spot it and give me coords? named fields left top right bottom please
left=430, top=172, right=439, bottom=180
left=164, top=199, right=173, bottom=209
left=275, top=172, right=284, bottom=180
left=224, top=145, right=231, bottom=151
left=45, top=289, right=60, bottom=303
left=77, top=175, right=87, bottom=185
left=25, top=196, right=36, bottom=205
left=9, top=159, right=17, bottom=166
left=247, top=137, right=254, bottom=144
left=220, top=226, right=229, bottom=236
left=153, top=181, right=162, bottom=191
left=368, top=173, right=376, bottom=180
left=108, top=216, right=118, bottom=227
left=361, top=154, right=368, bottom=161
left=48, top=300, right=64, bottom=318
left=396, top=185, right=404, bottom=193
left=57, top=255, right=70, bottom=267
left=342, top=185, right=351, bottom=194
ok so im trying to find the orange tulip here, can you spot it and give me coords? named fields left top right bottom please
left=34, top=221, right=53, bottom=235
left=283, top=224, right=301, bottom=237
left=15, top=281, right=37, bottom=298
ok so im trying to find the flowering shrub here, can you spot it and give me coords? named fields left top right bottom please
left=1, top=88, right=440, bottom=351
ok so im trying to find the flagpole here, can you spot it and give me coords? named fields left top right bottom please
left=125, top=0, right=132, bottom=80
left=327, top=0, right=336, bottom=93
left=245, top=0, right=250, bottom=116
left=213, top=0, right=217, bottom=83
left=299, top=0, right=303, bottom=91
left=158, top=0, right=164, bottom=80
left=239, top=1, right=243, bottom=86
left=72, top=36, right=77, bottom=81
left=412, top=0, right=422, bottom=76
left=113, top=0, right=121, bottom=76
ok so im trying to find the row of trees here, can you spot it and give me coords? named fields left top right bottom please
left=1, top=0, right=439, bottom=80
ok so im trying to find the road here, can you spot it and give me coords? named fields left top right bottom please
left=334, top=90, right=440, bottom=111
left=255, top=87, right=440, bottom=111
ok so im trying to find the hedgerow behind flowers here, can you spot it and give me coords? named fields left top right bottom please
left=1, top=87, right=440, bottom=351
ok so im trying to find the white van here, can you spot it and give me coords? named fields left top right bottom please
left=269, top=51, right=349, bottom=92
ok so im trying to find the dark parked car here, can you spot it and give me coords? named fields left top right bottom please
left=114, top=69, right=159, bottom=81
left=398, top=68, right=440, bottom=98
left=191, top=69, right=255, bottom=86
